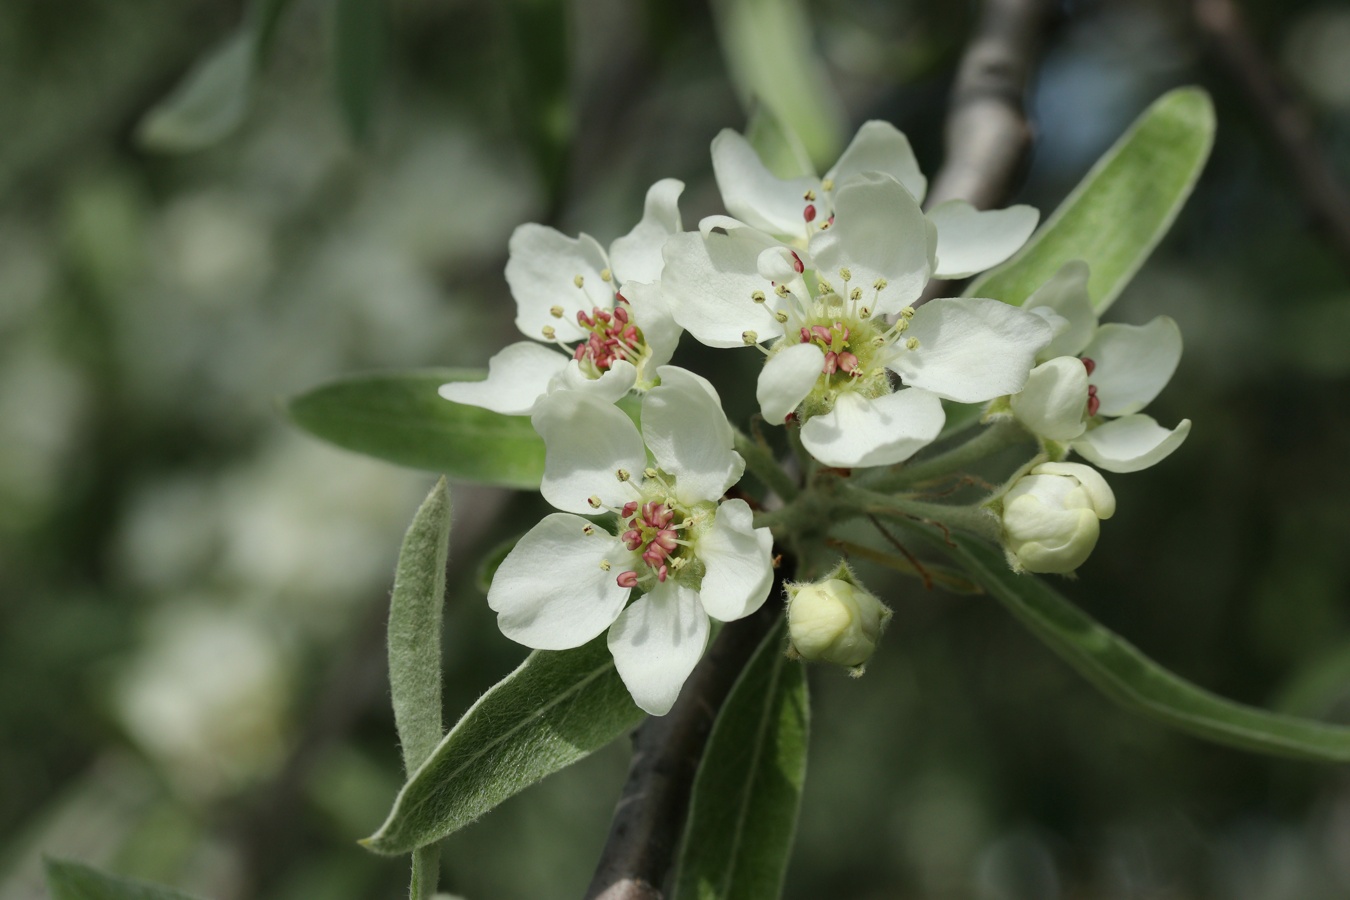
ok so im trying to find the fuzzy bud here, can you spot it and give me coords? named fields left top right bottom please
left=1000, top=462, right=1115, bottom=574
left=786, top=567, right=891, bottom=671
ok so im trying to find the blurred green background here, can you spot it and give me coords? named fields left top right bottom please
left=4, top=0, right=1350, bottom=897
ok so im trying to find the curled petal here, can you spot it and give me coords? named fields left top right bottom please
left=1026, top=260, right=1096, bottom=359
left=889, top=297, right=1052, bottom=402
left=697, top=499, right=775, bottom=622
left=489, top=514, right=632, bottom=649
left=825, top=120, right=927, bottom=204
left=1083, top=317, right=1183, bottom=416
left=507, top=224, right=611, bottom=343
left=758, top=343, right=825, bottom=424
left=607, top=581, right=710, bottom=716
left=642, top=366, right=744, bottom=504
left=711, top=129, right=818, bottom=240
left=1010, top=356, right=1090, bottom=441
left=799, top=388, right=945, bottom=468
left=1071, top=414, right=1191, bottom=473
left=547, top=359, right=638, bottom=403
left=609, top=179, right=684, bottom=286
left=663, top=225, right=787, bottom=349
left=928, top=200, right=1039, bottom=279
left=810, top=173, right=933, bottom=315
left=533, top=390, right=646, bottom=514
left=438, top=342, right=568, bottom=415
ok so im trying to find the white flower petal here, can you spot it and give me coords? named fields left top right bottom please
left=799, top=388, right=945, bottom=468
left=607, top=581, right=710, bottom=716
left=1083, top=317, right=1183, bottom=416
left=547, top=359, right=638, bottom=403
left=825, top=120, right=927, bottom=204
left=1071, top=414, right=1191, bottom=474
left=506, top=224, right=613, bottom=343
left=810, top=173, right=934, bottom=315
left=663, top=226, right=788, bottom=349
left=890, top=297, right=1052, bottom=402
left=620, top=281, right=682, bottom=374
left=533, top=390, right=647, bottom=514
left=489, top=513, right=632, bottom=650
left=1032, top=461, right=1116, bottom=518
left=609, top=178, right=684, bottom=286
left=696, top=499, right=775, bottom=622
left=928, top=200, right=1039, bottom=279
left=1009, top=357, right=1090, bottom=441
left=758, top=342, right=825, bottom=424
left=438, top=342, right=568, bottom=415
left=711, top=129, right=817, bottom=239
left=642, top=366, right=744, bottom=504
left=1026, top=260, right=1096, bottom=359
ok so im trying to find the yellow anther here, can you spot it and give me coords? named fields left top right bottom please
left=742, top=330, right=759, bottom=345
left=818, top=281, right=834, bottom=295
left=616, top=468, right=631, bottom=482
left=542, top=325, right=557, bottom=340
left=819, top=220, right=831, bottom=230
left=775, top=284, right=790, bottom=297
left=599, top=559, right=612, bottom=571
left=839, top=267, right=852, bottom=282
left=873, top=278, right=888, bottom=291
left=550, top=305, right=564, bottom=318
left=644, top=467, right=659, bottom=480
left=774, top=311, right=789, bottom=323
left=850, top=287, right=862, bottom=301
left=803, top=189, right=817, bottom=202
left=906, top=337, right=920, bottom=350
left=893, top=319, right=908, bottom=334
left=859, top=306, right=872, bottom=319
left=751, top=290, right=766, bottom=304
left=582, top=524, right=596, bottom=535
left=821, top=178, right=834, bottom=192
left=573, top=274, right=585, bottom=288
left=600, top=268, right=613, bottom=282
left=900, top=306, right=915, bottom=319
left=587, top=495, right=602, bottom=508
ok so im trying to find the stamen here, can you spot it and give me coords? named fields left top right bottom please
left=900, top=306, right=915, bottom=319
left=742, top=330, right=759, bottom=345
left=859, top=306, right=872, bottom=319
left=804, top=204, right=817, bottom=223
left=790, top=251, right=805, bottom=274
left=906, top=337, right=920, bottom=350
left=839, top=267, right=852, bottom=282
left=616, top=468, right=631, bottom=482
left=774, top=311, right=789, bottom=323
left=1081, top=356, right=1097, bottom=376
left=775, top=284, right=790, bottom=297
left=600, top=268, right=613, bottom=282
left=549, top=305, right=564, bottom=318
left=587, top=495, right=602, bottom=508
left=850, top=288, right=862, bottom=301
left=573, top=274, right=585, bottom=288
left=821, top=178, right=834, bottom=192
left=582, top=524, right=596, bottom=535
left=803, top=189, right=817, bottom=201
left=599, top=559, right=612, bottom=571
left=617, top=571, right=639, bottom=588
left=873, top=278, right=888, bottom=291
left=542, top=325, right=557, bottom=340
left=751, top=290, right=766, bottom=304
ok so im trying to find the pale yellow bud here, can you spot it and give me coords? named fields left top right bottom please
left=787, top=575, right=890, bottom=670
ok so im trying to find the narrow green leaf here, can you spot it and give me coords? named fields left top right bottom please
left=948, top=535, right=1350, bottom=762
left=674, top=621, right=808, bottom=900
left=711, top=0, right=845, bottom=169
left=286, top=369, right=546, bottom=489
left=389, top=480, right=450, bottom=899
left=332, top=0, right=387, bottom=141
left=390, top=478, right=451, bottom=773
left=363, top=636, right=645, bottom=855
left=136, top=32, right=253, bottom=152
left=45, top=859, right=203, bottom=900
left=967, top=87, right=1215, bottom=313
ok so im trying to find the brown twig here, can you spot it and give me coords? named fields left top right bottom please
left=1193, top=0, right=1350, bottom=280
left=867, top=514, right=933, bottom=591
left=582, top=580, right=785, bottom=899
left=917, top=0, right=1059, bottom=305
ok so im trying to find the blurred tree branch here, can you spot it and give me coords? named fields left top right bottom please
left=1193, top=0, right=1350, bottom=281
left=918, top=0, right=1059, bottom=305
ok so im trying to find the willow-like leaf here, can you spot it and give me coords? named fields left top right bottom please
left=286, top=369, right=545, bottom=489
left=968, top=87, right=1215, bottom=313
left=674, top=621, right=808, bottom=900
left=45, top=859, right=203, bottom=900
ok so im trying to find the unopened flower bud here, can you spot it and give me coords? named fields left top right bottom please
left=786, top=566, right=891, bottom=672
left=1000, top=462, right=1115, bottom=574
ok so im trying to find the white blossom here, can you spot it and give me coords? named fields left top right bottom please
left=440, top=180, right=685, bottom=415
left=486, top=366, right=774, bottom=715
left=1011, top=262, right=1192, bottom=473
left=663, top=172, right=1052, bottom=467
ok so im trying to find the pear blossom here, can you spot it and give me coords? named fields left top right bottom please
left=439, top=179, right=685, bottom=415
left=663, top=172, right=1052, bottom=467
left=1009, top=262, right=1192, bottom=473
left=711, top=120, right=1039, bottom=278
left=786, top=563, right=890, bottom=671
left=486, top=365, right=775, bottom=715
left=1000, top=461, right=1116, bottom=574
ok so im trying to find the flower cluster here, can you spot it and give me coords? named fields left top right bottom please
left=444, top=120, right=1192, bottom=711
